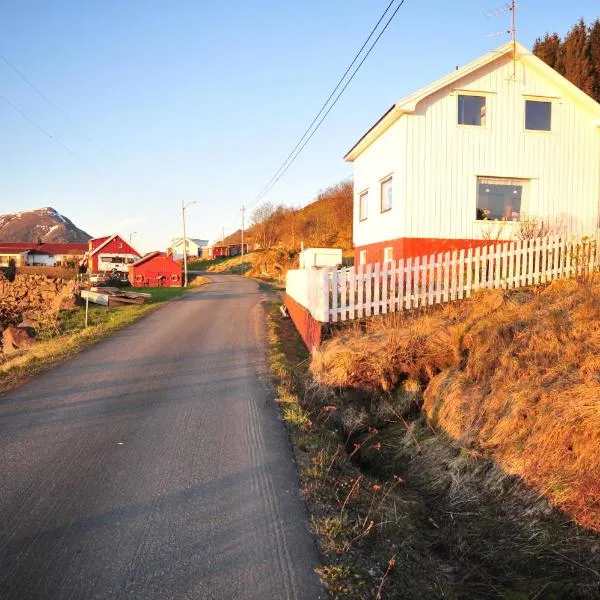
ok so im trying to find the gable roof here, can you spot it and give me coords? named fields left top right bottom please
left=131, top=251, right=177, bottom=268
left=344, top=41, right=600, bottom=161
left=89, top=234, right=140, bottom=257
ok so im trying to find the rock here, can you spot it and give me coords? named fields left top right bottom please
left=2, top=326, right=36, bottom=355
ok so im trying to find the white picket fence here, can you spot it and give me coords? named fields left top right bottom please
left=286, top=232, right=600, bottom=324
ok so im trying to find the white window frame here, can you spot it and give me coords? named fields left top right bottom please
left=475, top=176, right=528, bottom=223
left=359, top=190, right=369, bottom=222
left=383, top=247, right=394, bottom=262
left=380, top=176, right=393, bottom=213
left=524, top=97, right=553, bottom=133
left=359, top=250, right=367, bottom=265
left=456, top=91, right=489, bottom=128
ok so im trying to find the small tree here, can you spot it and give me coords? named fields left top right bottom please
left=6, top=258, right=16, bottom=282
left=251, top=202, right=275, bottom=249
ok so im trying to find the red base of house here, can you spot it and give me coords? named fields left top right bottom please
left=284, top=294, right=323, bottom=352
left=354, top=237, right=493, bottom=265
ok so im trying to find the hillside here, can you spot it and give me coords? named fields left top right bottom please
left=222, top=180, right=353, bottom=251
left=311, top=277, right=600, bottom=533
left=0, top=207, right=91, bottom=243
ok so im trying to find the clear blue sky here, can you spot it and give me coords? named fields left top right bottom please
left=1, top=1, right=598, bottom=251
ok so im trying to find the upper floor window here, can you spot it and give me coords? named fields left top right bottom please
left=381, top=177, right=392, bottom=212
left=476, top=177, right=524, bottom=221
left=359, top=190, right=368, bottom=221
left=525, top=100, right=551, bottom=131
left=458, top=94, right=486, bottom=126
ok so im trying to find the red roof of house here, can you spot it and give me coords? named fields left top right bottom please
left=131, top=251, right=175, bottom=268
left=0, top=242, right=87, bottom=254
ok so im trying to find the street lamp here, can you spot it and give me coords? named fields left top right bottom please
left=129, top=231, right=137, bottom=245
left=181, top=200, right=197, bottom=287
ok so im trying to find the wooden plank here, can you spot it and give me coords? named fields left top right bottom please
left=449, top=250, right=457, bottom=300
left=494, top=243, right=501, bottom=289
left=348, top=267, right=356, bottom=320
left=465, top=247, right=473, bottom=298
left=381, top=262, right=388, bottom=314
left=365, top=263, right=373, bottom=317
left=421, top=254, right=428, bottom=307
left=500, top=242, right=509, bottom=289
left=457, top=249, right=465, bottom=300
left=540, top=236, right=548, bottom=284
left=405, top=257, right=413, bottom=309
left=80, top=290, right=109, bottom=306
left=532, top=237, right=540, bottom=285
left=331, top=269, right=339, bottom=322
left=339, top=268, right=347, bottom=321
left=527, top=238, right=534, bottom=286
left=443, top=252, right=451, bottom=302
left=473, top=246, right=481, bottom=292
left=357, top=264, right=364, bottom=318
left=373, top=263, right=381, bottom=316
left=480, top=245, right=489, bottom=290
left=413, top=256, right=420, bottom=307
left=428, top=253, right=435, bottom=305
left=435, top=253, right=443, bottom=303
left=397, top=258, right=405, bottom=311
left=389, top=259, right=397, bottom=313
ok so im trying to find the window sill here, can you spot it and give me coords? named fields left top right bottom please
left=380, top=208, right=392, bottom=214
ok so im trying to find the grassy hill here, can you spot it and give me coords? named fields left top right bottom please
left=222, top=180, right=352, bottom=252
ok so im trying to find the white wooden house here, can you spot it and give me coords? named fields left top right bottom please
left=170, top=237, right=208, bottom=260
left=345, top=41, right=600, bottom=265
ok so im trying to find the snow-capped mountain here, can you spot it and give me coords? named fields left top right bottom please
left=0, top=207, right=91, bottom=242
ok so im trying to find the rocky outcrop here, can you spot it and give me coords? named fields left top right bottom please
left=0, top=274, right=80, bottom=354
left=2, top=326, right=36, bottom=355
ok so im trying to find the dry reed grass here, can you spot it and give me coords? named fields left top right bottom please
left=312, top=276, right=600, bottom=532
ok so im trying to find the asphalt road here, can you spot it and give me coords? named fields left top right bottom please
left=0, top=274, right=323, bottom=600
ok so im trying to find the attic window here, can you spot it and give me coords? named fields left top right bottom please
left=525, top=100, right=551, bottom=131
left=458, top=94, right=486, bottom=126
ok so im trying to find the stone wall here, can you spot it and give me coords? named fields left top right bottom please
left=0, top=274, right=80, bottom=330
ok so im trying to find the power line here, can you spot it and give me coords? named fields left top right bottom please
left=0, top=53, right=95, bottom=143
left=248, top=0, right=398, bottom=209
left=247, top=0, right=407, bottom=212
left=0, top=94, right=80, bottom=159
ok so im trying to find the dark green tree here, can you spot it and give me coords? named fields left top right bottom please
left=533, top=33, right=564, bottom=74
left=588, top=19, right=600, bottom=102
left=562, top=18, right=594, bottom=97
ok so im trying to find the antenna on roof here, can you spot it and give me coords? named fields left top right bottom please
left=486, top=0, right=518, bottom=77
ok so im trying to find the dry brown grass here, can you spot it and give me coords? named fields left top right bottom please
left=311, top=277, right=600, bottom=532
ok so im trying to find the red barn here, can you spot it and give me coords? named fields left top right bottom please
left=88, top=234, right=141, bottom=275
left=129, top=252, right=182, bottom=287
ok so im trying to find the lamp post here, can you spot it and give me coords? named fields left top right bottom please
left=181, top=200, right=197, bottom=287
left=129, top=231, right=137, bottom=245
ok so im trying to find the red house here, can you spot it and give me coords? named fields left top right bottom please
left=129, top=252, right=182, bottom=287
left=87, top=234, right=141, bottom=275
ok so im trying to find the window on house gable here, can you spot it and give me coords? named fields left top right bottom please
left=359, top=190, right=368, bottom=221
left=476, top=177, right=525, bottom=221
left=381, top=177, right=392, bottom=212
left=359, top=250, right=367, bottom=265
left=383, top=247, right=394, bottom=262
left=458, top=94, right=486, bottom=126
left=525, top=100, right=551, bottom=131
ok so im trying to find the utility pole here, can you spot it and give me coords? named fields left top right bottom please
left=181, top=200, right=197, bottom=287
left=241, top=204, right=245, bottom=272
